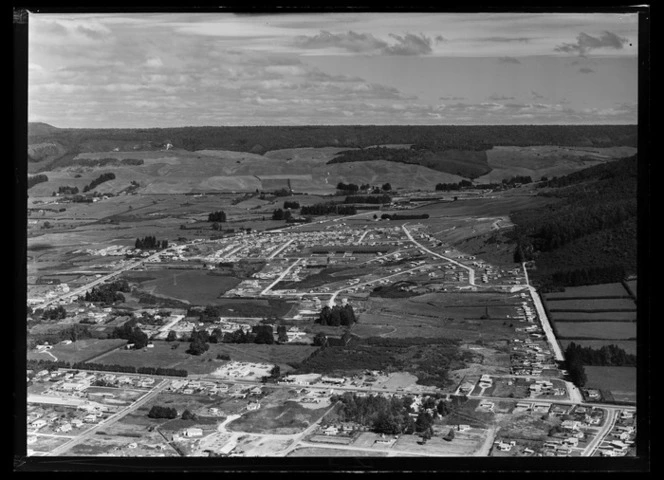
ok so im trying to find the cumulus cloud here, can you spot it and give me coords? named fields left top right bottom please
left=384, top=33, right=433, bottom=55
left=145, top=56, right=163, bottom=68
left=435, top=35, right=446, bottom=44
left=531, top=90, right=545, bottom=100
left=439, top=95, right=465, bottom=101
left=498, top=56, right=521, bottom=64
left=293, top=30, right=387, bottom=53
left=579, top=67, right=595, bottom=74
left=293, top=30, right=434, bottom=55
left=554, top=31, right=629, bottom=56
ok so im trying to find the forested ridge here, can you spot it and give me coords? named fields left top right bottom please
left=510, top=155, right=638, bottom=289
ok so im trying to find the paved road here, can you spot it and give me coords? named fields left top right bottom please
left=584, top=408, right=618, bottom=457
left=267, top=238, right=295, bottom=259
left=522, top=263, right=564, bottom=361
left=260, top=258, right=303, bottom=295
left=402, top=224, right=476, bottom=285
left=45, top=379, right=169, bottom=456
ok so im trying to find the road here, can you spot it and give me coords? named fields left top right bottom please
left=45, top=379, right=169, bottom=456
left=402, top=224, right=476, bottom=285
left=260, top=258, right=303, bottom=295
left=327, top=264, right=428, bottom=307
left=584, top=408, right=619, bottom=457
left=267, top=238, right=295, bottom=259
left=522, top=263, right=564, bottom=361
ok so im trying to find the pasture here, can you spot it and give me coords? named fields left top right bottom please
left=90, top=341, right=317, bottom=375
left=288, top=447, right=388, bottom=457
left=584, top=366, right=636, bottom=403
left=546, top=298, right=635, bottom=311
left=131, top=268, right=241, bottom=304
left=550, top=311, right=635, bottom=322
left=226, top=400, right=331, bottom=434
left=555, top=322, right=636, bottom=340
left=544, top=282, right=630, bottom=298
left=27, top=338, right=127, bottom=364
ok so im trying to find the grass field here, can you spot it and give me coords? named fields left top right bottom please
left=546, top=298, right=635, bottom=311
left=27, top=338, right=127, bottom=364
left=555, top=322, right=636, bottom=340
left=226, top=400, right=330, bottom=434
left=545, top=283, right=630, bottom=298
left=584, top=366, right=636, bottom=403
left=90, top=341, right=317, bottom=374
left=132, top=269, right=241, bottom=304
left=550, top=311, right=636, bottom=321
left=559, top=339, right=636, bottom=356
left=288, top=446, right=389, bottom=457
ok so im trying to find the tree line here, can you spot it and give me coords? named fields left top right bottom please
left=58, top=186, right=79, bottom=195
left=435, top=180, right=473, bottom=191
left=380, top=213, right=429, bottom=220
left=300, top=204, right=357, bottom=216
left=344, top=194, right=392, bottom=205
left=28, top=174, right=49, bottom=189
left=564, top=342, right=636, bottom=367
left=135, top=236, right=168, bottom=250
left=315, top=304, right=357, bottom=327
left=272, top=208, right=292, bottom=221
left=110, top=318, right=149, bottom=349
left=284, top=201, right=300, bottom=209
left=83, top=172, right=115, bottom=192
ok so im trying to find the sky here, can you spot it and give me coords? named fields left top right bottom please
left=27, top=11, right=640, bottom=128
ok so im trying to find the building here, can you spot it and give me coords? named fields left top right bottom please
left=184, top=427, right=203, bottom=438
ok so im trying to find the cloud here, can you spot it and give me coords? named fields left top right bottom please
left=554, top=31, right=629, bottom=56
left=435, top=35, right=446, bottom=44
left=488, top=94, right=515, bottom=101
left=384, top=33, right=433, bottom=55
left=145, top=57, right=163, bottom=68
left=439, top=95, right=465, bottom=101
left=531, top=90, right=545, bottom=100
left=578, top=67, right=595, bottom=74
left=293, top=30, right=434, bottom=55
left=293, top=30, right=387, bottom=53
left=475, top=36, right=531, bottom=43
left=498, top=56, right=521, bottom=64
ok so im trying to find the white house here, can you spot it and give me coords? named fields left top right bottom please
left=183, top=427, right=203, bottom=438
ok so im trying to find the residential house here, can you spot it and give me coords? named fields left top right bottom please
left=184, top=427, right=203, bottom=438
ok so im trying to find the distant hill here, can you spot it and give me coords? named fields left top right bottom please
left=510, top=155, right=638, bottom=290
left=28, top=122, right=60, bottom=137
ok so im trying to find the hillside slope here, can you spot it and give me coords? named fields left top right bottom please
left=509, top=155, right=638, bottom=290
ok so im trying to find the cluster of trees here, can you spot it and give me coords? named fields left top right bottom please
left=208, top=211, right=227, bottom=222
left=72, top=158, right=144, bottom=167
left=187, top=329, right=210, bottom=355
left=28, top=174, right=49, bottom=189
left=84, top=280, right=130, bottom=304
left=300, top=204, right=357, bottom=216
left=331, top=392, right=453, bottom=436
left=41, top=305, right=67, bottom=320
left=57, top=186, right=79, bottom=195
left=284, top=201, right=300, bottom=209
left=545, top=265, right=628, bottom=288
left=147, top=405, right=178, bottom=419
left=380, top=213, right=429, bottom=221
left=110, top=319, right=149, bottom=349
left=344, top=194, right=392, bottom=205
left=503, top=175, right=533, bottom=185
left=564, top=342, right=636, bottom=367
left=563, top=347, right=588, bottom=387
left=435, top=180, right=473, bottom=191
left=135, top=236, right=168, bottom=250
left=272, top=208, right=292, bottom=221
left=315, top=304, right=357, bottom=327
left=336, top=182, right=360, bottom=193
left=83, top=172, right=115, bottom=192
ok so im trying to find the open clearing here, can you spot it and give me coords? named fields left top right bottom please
left=27, top=338, right=127, bottom=364
left=549, top=311, right=635, bottom=321
left=288, top=446, right=388, bottom=457
left=584, top=366, right=636, bottom=403
left=546, top=298, right=635, bottom=311
left=226, top=400, right=330, bottom=434
left=91, top=341, right=317, bottom=375
left=131, top=269, right=241, bottom=304
left=544, top=282, right=630, bottom=298
left=555, top=322, right=636, bottom=340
